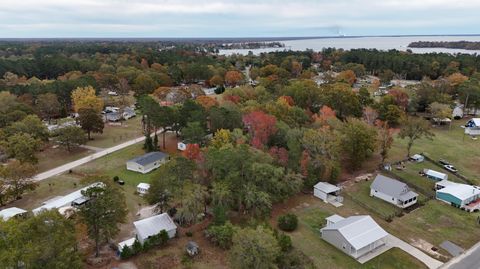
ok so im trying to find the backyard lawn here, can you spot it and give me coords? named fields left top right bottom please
left=85, top=116, right=144, bottom=148
left=388, top=119, right=480, bottom=184
left=291, top=206, right=428, bottom=269
left=36, top=145, right=93, bottom=172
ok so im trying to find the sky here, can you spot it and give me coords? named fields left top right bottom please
left=0, top=0, right=479, bottom=38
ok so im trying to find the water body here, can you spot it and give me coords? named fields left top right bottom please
left=219, top=36, right=480, bottom=55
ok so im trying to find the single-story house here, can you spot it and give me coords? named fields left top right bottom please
left=424, top=169, right=448, bottom=181
left=137, top=183, right=150, bottom=195
left=320, top=214, right=389, bottom=260
left=370, top=174, right=418, bottom=208
left=314, top=181, right=341, bottom=202
left=134, top=213, right=177, bottom=244
left=465, top=118, right=480, bottom=136
left=410, top=154, right=424, bottom=163
left=126, top=152, right=169, bottom=174
left=0, top=207, right=27, bottom=221
left=435, top=180, right=480, bottom=210
left=117, top=237, right=136, bottom=253
left=33, top=182, right=103, bottom=215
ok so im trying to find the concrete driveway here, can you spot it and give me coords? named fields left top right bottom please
left=388, top=235, right=443, bottom=269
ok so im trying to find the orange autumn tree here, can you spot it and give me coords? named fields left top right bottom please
left=242, top=110, right=277, bottom=149
left=225, top=70, right=243, bottom=87
left=312, top=105, right=336, bottom=125
left=184, top=143, right=201, bottom=160
left=196, top=96, right=218, bottom=111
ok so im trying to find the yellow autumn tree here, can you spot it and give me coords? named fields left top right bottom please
left=71, top=86, right=104, bottom=113
left=211, top=129, right=232, bottom=149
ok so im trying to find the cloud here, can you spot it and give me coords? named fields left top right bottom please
left=0, top=0, right=478, bottom=37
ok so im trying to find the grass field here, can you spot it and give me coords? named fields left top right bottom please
left=36, top=145, right=93, bottom=172
left=388, top=120, right=480, bottom=184
left=86, top=116, right=143, bottom=148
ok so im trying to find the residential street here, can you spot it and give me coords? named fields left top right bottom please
left=443, top=241, right=480, bottom=269
left=33, top=134, right=151, bottom=182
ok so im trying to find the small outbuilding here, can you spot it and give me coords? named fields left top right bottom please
left=137, top=183, right=151, bottom=195
left=186, top=241, right=200, bottom=256
left=134, top=213, right=177, bottom=244
left=126, top=152, right=169, bottom=174
left=424, top=169, right=448, bottom=181
left=465, top=118, right=480, bottom=136
left=320, top=214, right=389, bottom=260
left=370, top=174, right=418, bottom=208
left=314, top=182, right=341, bottom=202
left=0, top=207, right=27, bottom=221
left=410, top=154, right=424, bottom=163
left=117, top=237, right=136, bottom=253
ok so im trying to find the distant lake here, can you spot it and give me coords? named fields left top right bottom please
left=219, top=36, right=480, bottom=55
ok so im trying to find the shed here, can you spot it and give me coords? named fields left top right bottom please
left=137, top=183, right=151, bottom=195
left=117, top=237, right=136, bottom=252
left=314, top=182, right=340, bottom=202
left=134, top=213, right=177, bottom=244
left=126, top=152, right=169, bottom=174
left=0, top=207, right=27, bottom=221
left=410, top=154, right=424, bottom=163
left=370, top=174, right=418, bottom=208
left=320, top=215, right=389, bottom=260
left=424, top=169, right=448, bottom=181
left=186, top=241, right=200, bottom=256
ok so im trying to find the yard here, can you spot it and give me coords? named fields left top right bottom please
left=288, top=200, right=428, bottom=269
left=388, top=119, right=480, bottom=185
left=85, top=116, right=144, bottom=148
left=36, top=145, right=94, bottom=172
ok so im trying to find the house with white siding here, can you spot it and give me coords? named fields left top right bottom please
left=370, top=175, right=418, bottom=208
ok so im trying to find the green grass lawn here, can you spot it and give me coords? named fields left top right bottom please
left=86, top=116, right=143, bottom=148
left=388, top=120, right=480, bottom=184
left=291, top=206, right=428, bottom=269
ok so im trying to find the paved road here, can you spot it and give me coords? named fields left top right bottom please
left=442, top=241, right=480, bottom=269
left=388, top=235, right=444, bottom=269
left=33, top=134, right=151, bottom=182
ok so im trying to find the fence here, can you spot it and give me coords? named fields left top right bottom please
left=343, top=192, right=403, bottom=222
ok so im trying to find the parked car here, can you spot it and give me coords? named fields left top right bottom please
left=443, top=165, right=458, bottom=173
left=439, top=159, right=450, bottom=165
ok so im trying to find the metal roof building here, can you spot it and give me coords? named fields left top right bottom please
left=321, top=215, right=389, bottom=260
left=126, top=152, right=169, bottom=174
left=370, top=174, right=418, bottom=208
left=134, top=213, right=177, bottom=244
left=0, top=207, right=27, bottom=221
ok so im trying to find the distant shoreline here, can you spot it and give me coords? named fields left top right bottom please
left=408, top=41, right=480, bottom=50
left=0, top=34, right=480, bottom=43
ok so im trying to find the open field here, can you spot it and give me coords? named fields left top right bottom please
left=36, top=145, right=93, bottom=172
left=86, top=116, right=144, bottom=148
left=388, top=119, right=480, bottom=184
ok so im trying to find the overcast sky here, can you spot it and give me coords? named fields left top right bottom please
left=0, top=0, right=479, bottom=38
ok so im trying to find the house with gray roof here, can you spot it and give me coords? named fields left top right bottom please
left=134, top=213, right=177, bottom=244
left=370, top=174, right=418, bottom=208
left=320, top=214, right=389, bottom=260
left=126, top=151, right=169, bottom=174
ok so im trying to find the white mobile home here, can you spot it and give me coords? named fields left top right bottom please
left=320, top=215, right=389, bottom=260
left=126, top=152, right=169, bottom=174
left=370, top=175, right=418, bottom=208
left=137, top=183, right=151, bottom=195
left=424, top=169, right=448, bottom=181
left=0, top=207, right=27, bottom=221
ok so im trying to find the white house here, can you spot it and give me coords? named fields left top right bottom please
left=320, top=214, right=389, bottom=260
left=117, top=237, right=136, bottom=252
left=314, top=182, right=341, bottom=202
left=137, top=183, right=151, bottom=195
left=134, top=213, right=177, bottom=244
left=126, top=152, right=169, bottom=174
left=424, top=169, right=448, bottom=181
left=33, top=182, right=103, bottom=215
left=0, top=207, right=27, bottom=221
left=370, top=175, right=418, bottom=208
left=435, top=180, right=480, bottom=211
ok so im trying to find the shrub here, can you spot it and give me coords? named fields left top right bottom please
left=186, top=231, right=193, bottom=237
left=215, top=85, right=225, bottom=94
left=113, top=176, right=119, bottom=182
left=205, top=222, right=235, bottom=249
left=276, top=233, right=292, bottom=252
left=120, top=245, right=133, bottom=259
left=277, top=214, right=298, bottom=232
left=132, top=239, right=143, bottom=254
